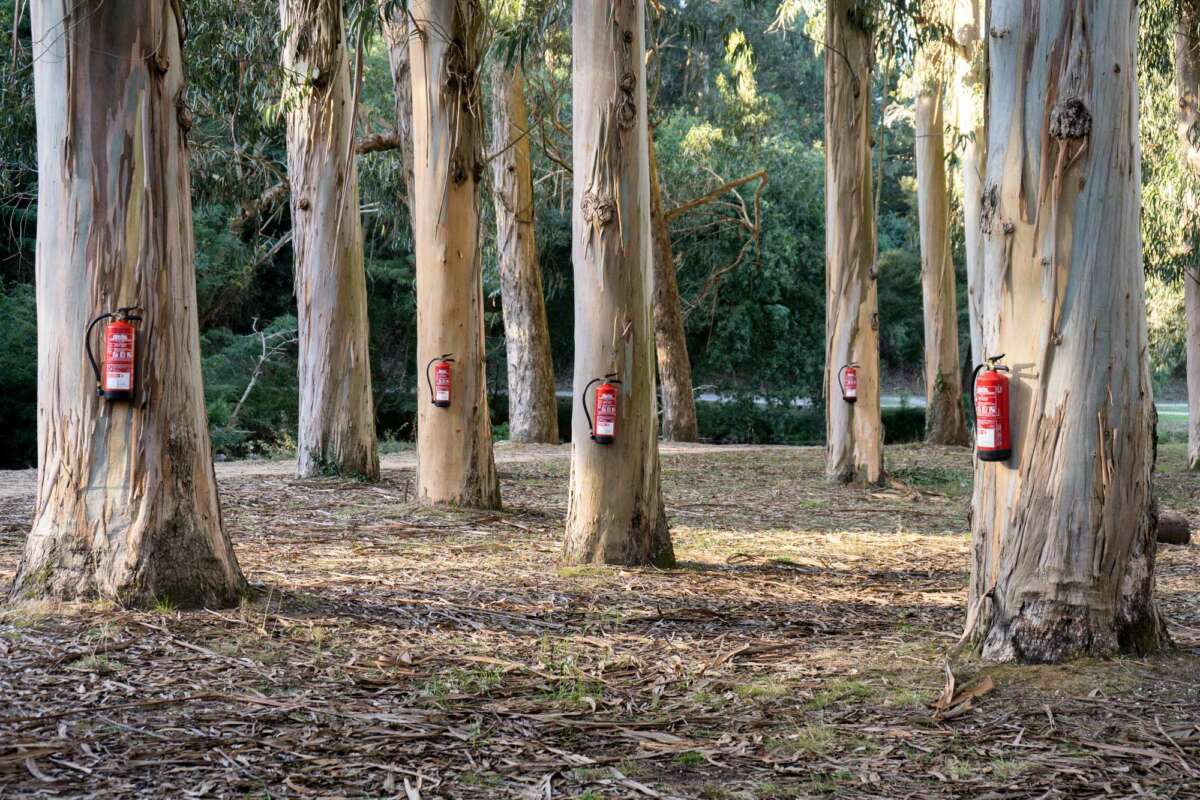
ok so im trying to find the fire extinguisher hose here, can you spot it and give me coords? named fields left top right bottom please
left=85, top=312, right=114, bottom=392
left=582, top=378, right=602, bottom=436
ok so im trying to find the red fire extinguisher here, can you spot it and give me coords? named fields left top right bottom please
left=86, top=307, right=142, bottom=401
left=838, top=363, right=860, bottom=404
left=583, top=374, right=621, bottom=444
left=972, top=355, right=1012, bottom=462
left=425, top=354, right=455, bottom=408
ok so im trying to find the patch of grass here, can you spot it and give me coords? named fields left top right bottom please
left=769, top=723, right=837, bottom=756
left=421, top=666, right=504, bottom=700
left=807, top=678, right=876, bottom=709
left=699, top=786, right=734, bottom=800
left=557, top=565, right=610, bottom=579
left=806, top=771, right=854, bottom=795
left=991, top=758, right=1028, bottom=781
left=676, top=750, right=705, bottom=767
left=942, top=756, right=973, bottom=781
left=884, top=687, right=926, bottom=708
left=70, top=654, right=115, bottom=673
left=891, top=465, right=971, bottom=495
left=733, top=677, right=789, bottom=701
left=153, top=596, right=177, bottom=615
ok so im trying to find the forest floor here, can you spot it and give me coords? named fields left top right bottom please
left=1, top=443, right=1198, bottom=799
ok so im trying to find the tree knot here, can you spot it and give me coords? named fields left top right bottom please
left=581, top=191, right=615, bottom=231
left=1049, top=98, right=1092, bottom=140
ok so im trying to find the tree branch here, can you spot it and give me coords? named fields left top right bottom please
left=663, top=169, right=768, bottom=222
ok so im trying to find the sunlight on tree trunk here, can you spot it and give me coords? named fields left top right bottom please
left=968, top=1, right=1165, bottom=662
left=381, top=11, right=416, bottom=212
left=914, top=76, right=970, bottom=446
left=649, top=134, right=700, bottom=443
left=280, top=0, right=379, bottom=481
left=10, top=1, right=245, bottom=608
left=1175, top=2, right=1200, bottom=471
left=952, top=0, right=987, bottom=367
left=562, top=0, right=674, bottom=567
left=409, top=0, right=500, bottom=508
left=490, top=63, right=559, bottom=445
left=824, top=0, right=883, bottom=484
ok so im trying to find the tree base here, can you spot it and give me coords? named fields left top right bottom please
left=978, top=599, right=1169, bottom=664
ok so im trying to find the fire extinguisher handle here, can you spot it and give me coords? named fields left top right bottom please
left=85, top=312, right=113, bottom=394
left=582, top=378, right=602, bottom=439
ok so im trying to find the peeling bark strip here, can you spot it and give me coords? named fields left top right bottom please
left=11, top=1, right=245, bottom=608
left=280, top=0, right=379, bottom=480
left=969, top=1, right=1165, bottom=662
left=489, top=64, right=559, bottom=445
left=914, top=79, right=970, bottom=446
left=562, top=0, right=674, bottom=567
left=824, top=0, right=883, bottom=484
left=952, top=0, right=988, bottom=367
left=409, top=0, right=500, bottom=508
left=381, top=12, right=416, bottom=212
left=1176, top=1, right=1200, bottom=471
left=649, top=135, right=700, bottom=443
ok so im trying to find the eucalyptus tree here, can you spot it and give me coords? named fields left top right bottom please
left=562, top=0, right=674, bottom=566
left=912, top=38, right=968, bottom=445
left=1173, top=0, right=1200, bottom=470
left=409, top=0, right=501, bottom=507
left=950, top=0, right=986, bottom=366
left=11, top=1, right=245, bottom=607
left=279, top=0, right=379, bottom=480
left=490, top=57, right=559, bottom=444
left=824, top=0, right=884, bottom=483
left=967, top=1, right=1164, bottom=662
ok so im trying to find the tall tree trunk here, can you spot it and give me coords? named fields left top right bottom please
left=649, top=133, right=700, bottom=443
left=381, top=11, right=416, bottom=212
left=968, top=1, right=1165, bottom=662
left=953, top=0, right=987, bottom=367
left=914, top=78, right=970, bottom=446
left=280, top=0, right=380, bottom=481
left=1175, top=3, right=1200, bottom=471
left=409, top=0, right=500, bottom=508
left=824, top=0, right=883, bottom=484
left=562, top=0, right=674, bottom=567
left=10, top=1, right=245, bottom=608
left=1187, top=271, right=1200, bottom=469
left=489, top=63, right=559, bottom=444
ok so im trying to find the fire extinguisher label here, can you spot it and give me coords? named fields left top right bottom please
left=105, top=369, right=131, bottom=391
left=596, top=393, right=616, bottom=436
left=435, top=386, right=450, bottom=403
left=977, top=425, right=995, bottom=448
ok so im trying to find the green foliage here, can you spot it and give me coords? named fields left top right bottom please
left=0, top=284, right=37, bottom=467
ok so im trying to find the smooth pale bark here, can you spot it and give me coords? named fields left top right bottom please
left=563, top=0, right=674, bottom=566
left=648, top=134, right=700, bottom=443
left=11, top=1, right=245, bottom=607
left=489, top=64, right=559, bottom=444
left=280, top=0, right=379, bottom=480
left=914, top=81, right=970, bottom=446
left=824, top=0, right=883, bottom=483
left=952, top=0, right=987, bottom=366
left=1187, top=272, right=1200, bottom=469
left=409, top=0, right=500, bottom=508
left=1175, top=3, right=1200, bottom=470
left=381, top=12, right=416, bottom=211
left=968, top=1, right=1165, bottom=662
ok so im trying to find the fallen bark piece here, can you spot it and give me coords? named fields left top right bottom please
left=1157, top=511, right=1192, bottom=545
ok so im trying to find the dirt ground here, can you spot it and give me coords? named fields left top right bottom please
left=1, top=443, right=1198, bottom=799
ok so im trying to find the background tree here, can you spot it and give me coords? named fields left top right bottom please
left=967, top=0, right=1165, bottom=662
left=824, top=0, right=884, bottom=483
left=490, top=59, right=560, bottom=444
left=1173, top=0, right=1200, bottom=470
left=409, top=0, right=501, bottom=507
left=562, top=0, right=674, bottom=566
left=10, top=1, right=245, bottom=607
left=912, top=46, right=969, bottom=446
left=951, top=0, right=986, bottom=367
left=280, top=0, right=380, bottom=480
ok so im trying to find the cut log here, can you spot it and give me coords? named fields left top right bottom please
left=1157, top=511, right=1192, bottom=546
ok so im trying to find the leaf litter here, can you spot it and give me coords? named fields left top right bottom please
left=0, top=442, right=1197, bottom=798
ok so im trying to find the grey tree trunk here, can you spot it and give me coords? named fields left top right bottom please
left=1175, top=3, right=1200, bottom=470
left=280, top=0, right=380, bottom=480
left=914, top=77, right=970, bottom=446
left=381, top=11, right=416, bottom=212
left=409, top=0, right=500, bottom=508
left=489, top=63, right=560, bottom=444
left=968, top=0, right=1165, bottom=662
left=953, top=0, right=987, bottom=367
left=824, top=0, right=883, bottom=483
left=562, top=0, right=674, bottom=567
left=649, top=134, right=700, bottom=443
left=10, top=0, right=245, bottom=608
